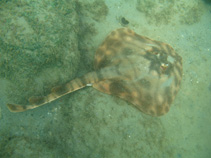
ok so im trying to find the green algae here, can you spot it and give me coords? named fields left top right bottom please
left=0, top=136, right=62, bottom=158
left=136, top=0, right=204, bottom=25
left=0, top=0, right=80, bottom=104
left=76, top=0, right=108, bottom=22
left=75, top=0, right=108, bottom=72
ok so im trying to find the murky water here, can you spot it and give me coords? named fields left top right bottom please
left=0, top=0, right=210, bottom=158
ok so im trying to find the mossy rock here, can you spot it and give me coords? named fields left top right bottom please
left=75, top=0, right=108, bottom=72
left=0, top=136, right=61, bottom=158
left=0, top=0, right=80, bottom=104
left=136, top=0, right=205, bottom=25
left=76, top=0, right=108, bottom=22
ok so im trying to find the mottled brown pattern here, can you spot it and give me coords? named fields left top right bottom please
left=7, top=28, right=182, bottom=116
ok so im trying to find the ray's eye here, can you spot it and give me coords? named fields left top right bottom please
left=160, top=63, right=168, bottom=72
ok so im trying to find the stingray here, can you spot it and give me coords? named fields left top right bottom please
left=7, top=28, right=183, bottom=116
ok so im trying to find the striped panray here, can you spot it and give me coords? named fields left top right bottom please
left=7, top=28, right=182, bottom=116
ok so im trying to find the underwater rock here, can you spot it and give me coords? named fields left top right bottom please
left=136, top=0, right=204, bottom=25
left=76, top=0, right=108, bottom=22
left=0, top=0, right=80, bottom=104
left=0, top=136, right=62, bottom=158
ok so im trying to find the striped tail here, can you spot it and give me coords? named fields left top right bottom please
left=7, top=70, right=105, bottom=112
